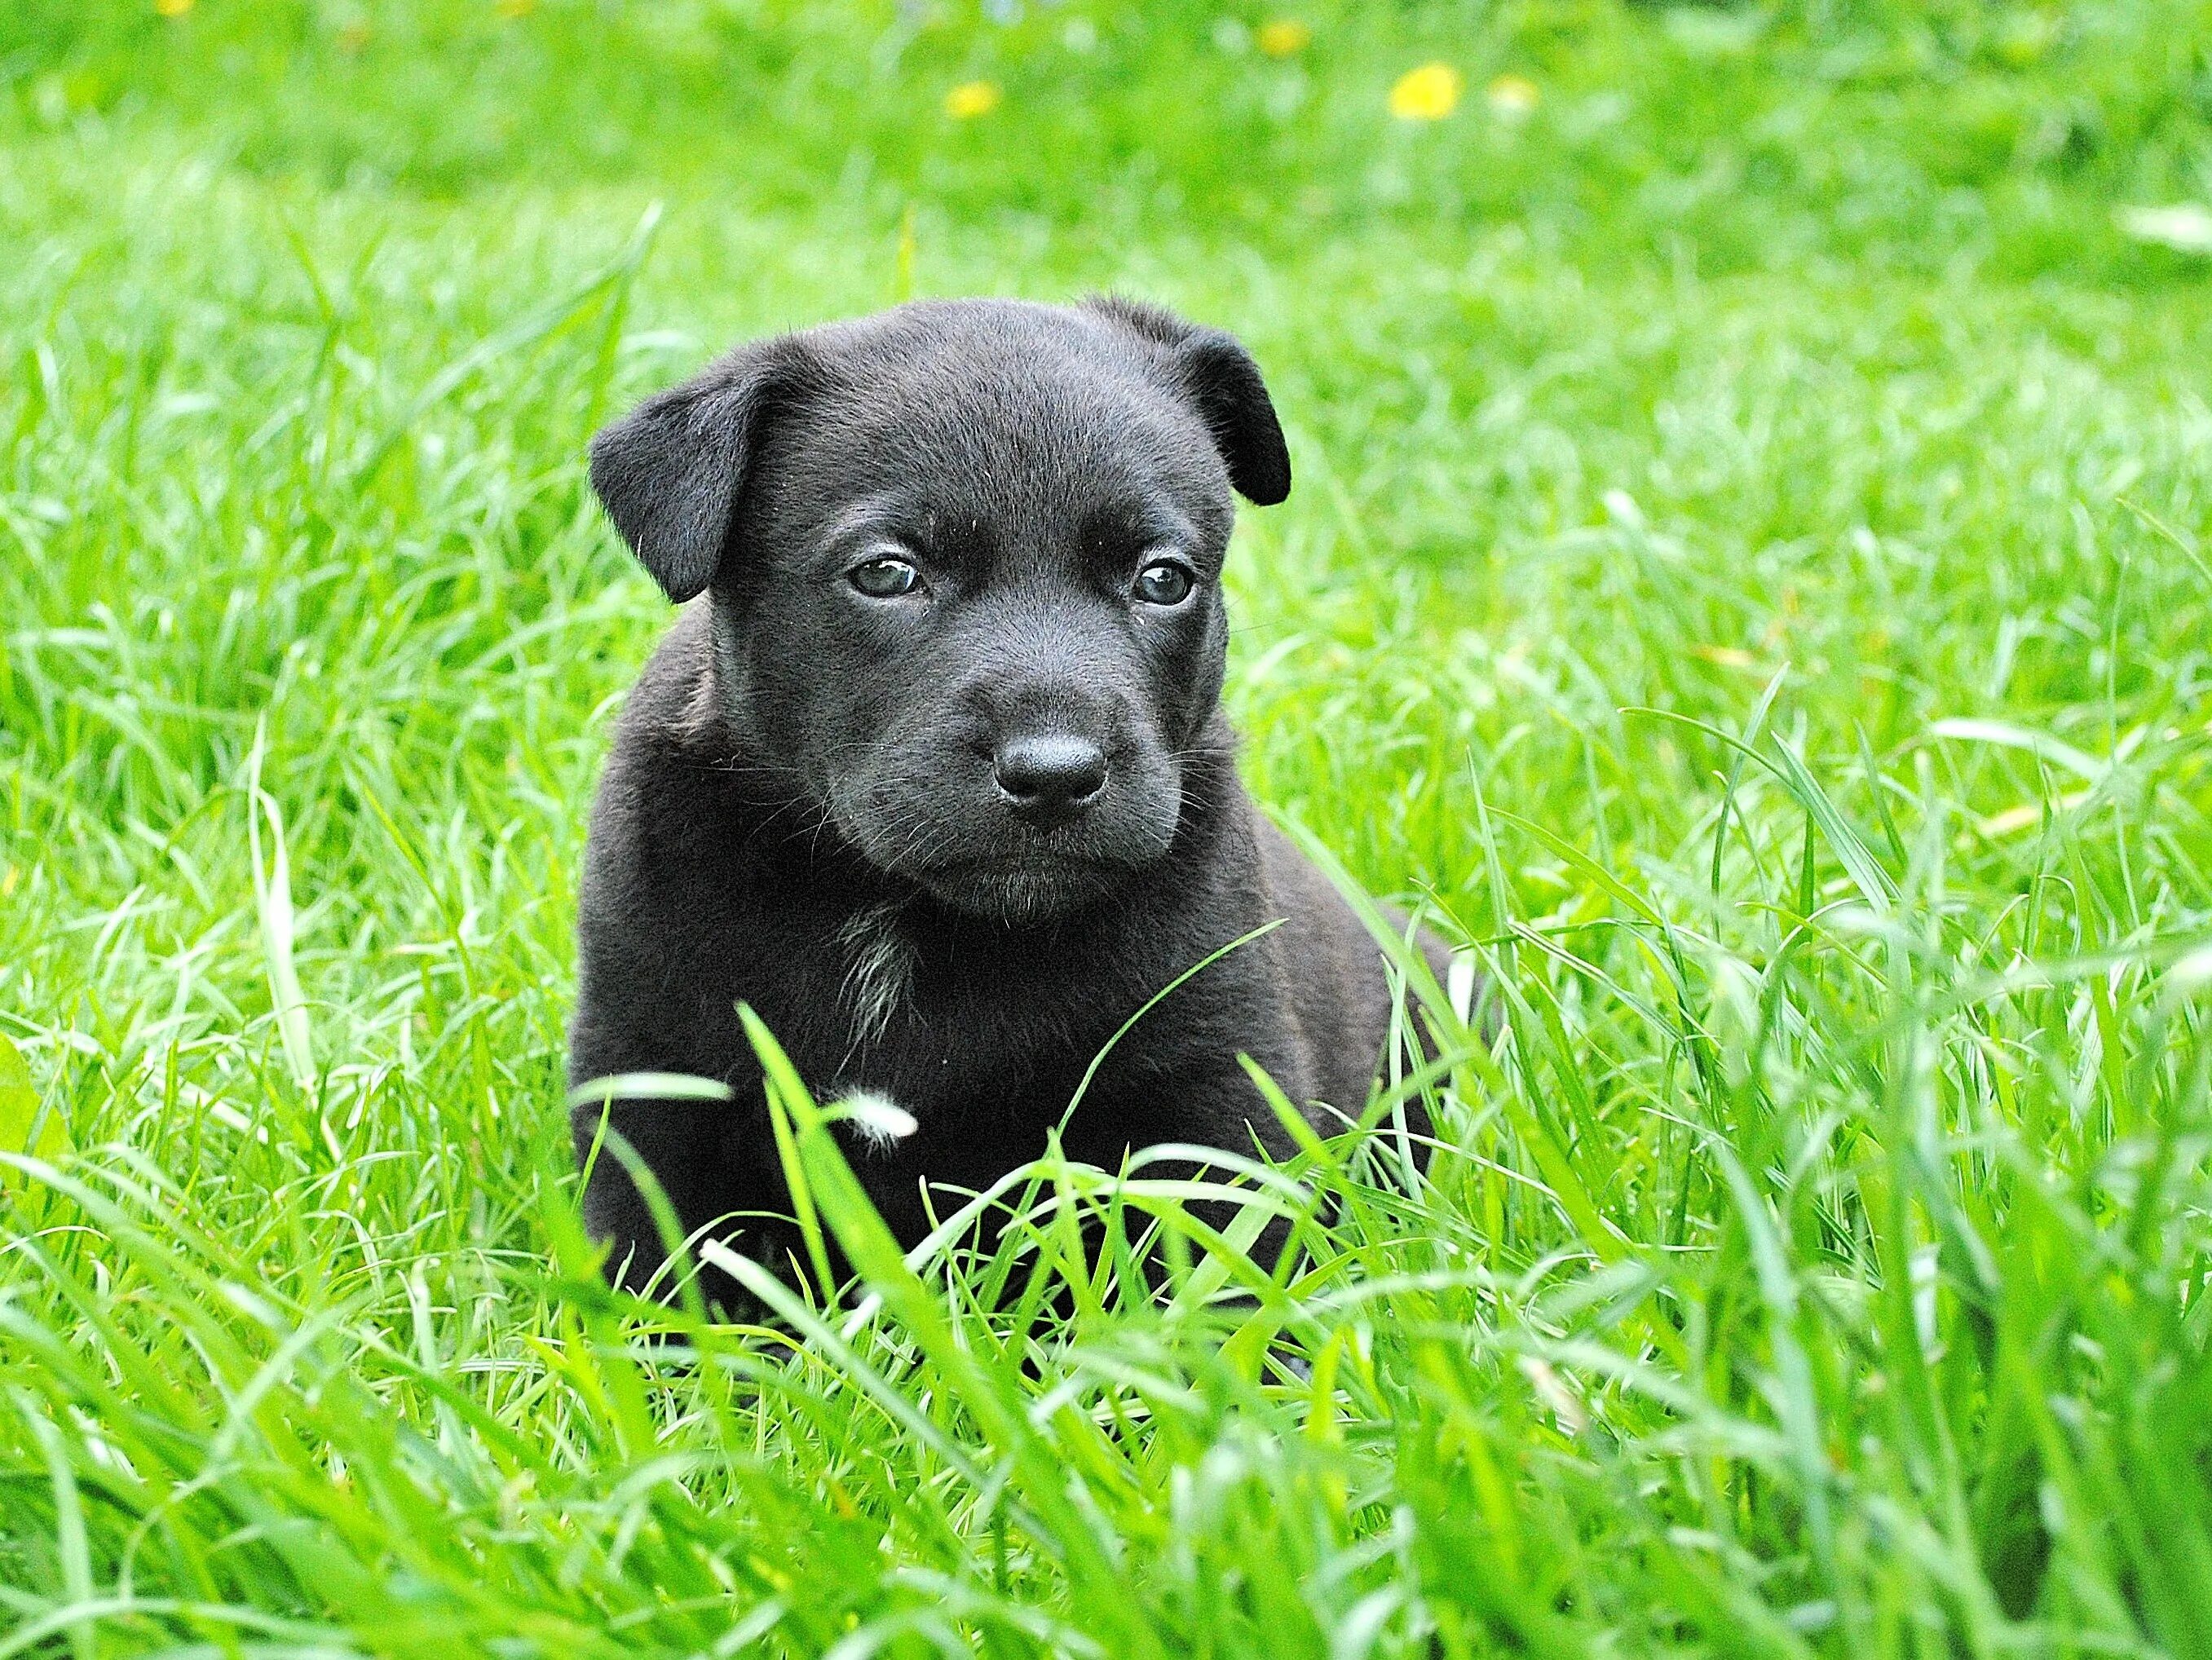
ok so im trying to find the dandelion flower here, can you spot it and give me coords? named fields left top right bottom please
left=1389, top=62, right=1461, bottom=121
left=1486, top=73, right=1539, bottom=118
left=154, top=0, right=192, bottom=16
left=1256, top=20, right=1312, bottom=57
left=495, top=0, right=536, bottom=16
left=944, top=80, right=1003, bottom=120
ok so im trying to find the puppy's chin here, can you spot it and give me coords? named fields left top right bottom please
left=836, top=808, right=1177, bottom=924
left=914, top=855, right=1137, bottom=926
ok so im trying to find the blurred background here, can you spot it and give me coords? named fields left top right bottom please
left=10, top=1, right=2212, bottom=277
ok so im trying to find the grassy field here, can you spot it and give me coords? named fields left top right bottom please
left=6, top=1, right=2212, bottom=1653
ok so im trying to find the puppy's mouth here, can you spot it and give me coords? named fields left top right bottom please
left=910, top=841, right=1153, bottom=925
left=829, top=781, right=1179, bottom=925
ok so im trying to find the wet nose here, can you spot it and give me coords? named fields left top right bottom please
left=992, top=733, right=1107, bottom=828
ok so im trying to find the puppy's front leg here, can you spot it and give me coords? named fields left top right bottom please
left=570, top=1097, right=766, bottom=1309
left=1066, top=1063, right=1315, bottom=1287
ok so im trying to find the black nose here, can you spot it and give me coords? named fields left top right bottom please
left=992, top=734, right=1107, bottom=827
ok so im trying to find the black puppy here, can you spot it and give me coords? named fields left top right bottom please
left=569, top=296, right=1451, bottom=1307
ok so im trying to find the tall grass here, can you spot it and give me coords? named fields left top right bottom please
left=4, top=3, right=2211, bottom=1653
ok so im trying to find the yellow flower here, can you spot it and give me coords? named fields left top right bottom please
left=495, top=0, right=536, bottom=17
left=1486, top=73, right=1539, bottom=118
left=1388, top=62, right=1461, bottom=121
left=1256, top=20, right=1311, bottom=58
left=154, top=0, right=192, bottom=15
left=944, top=80, right=1003, bottom=119
left=338, top=21, right=371, bottom=51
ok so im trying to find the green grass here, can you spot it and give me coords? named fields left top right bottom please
left=5, top=2, right=2212, bottom=1653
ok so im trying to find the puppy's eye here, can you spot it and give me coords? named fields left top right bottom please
left=850, top=556, right=921, bottom=599
left=1132, top=559, right=1195, bottom=607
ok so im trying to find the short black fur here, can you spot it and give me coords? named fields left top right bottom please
left=571, top=296, right=1452, bottom=1308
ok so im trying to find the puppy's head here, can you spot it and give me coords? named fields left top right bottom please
left=589, top=297, right=1289, bottom=924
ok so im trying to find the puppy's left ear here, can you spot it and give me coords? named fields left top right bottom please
left=588, top=345, right=788, bottom=603
left=1083, top=296, right=1291, bottom=506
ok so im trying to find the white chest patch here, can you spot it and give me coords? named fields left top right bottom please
left=836, top=900, right=916, bottom=1049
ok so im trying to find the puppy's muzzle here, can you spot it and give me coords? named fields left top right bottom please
left=991, top=732, right=1107, bottom=830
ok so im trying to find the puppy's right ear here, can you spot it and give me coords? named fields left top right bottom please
left=588, top=347, right=786, bottom=604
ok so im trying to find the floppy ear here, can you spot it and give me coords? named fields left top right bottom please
left=588, top=348, right=785, bottom=603
left=1172, top=329, right=1291, bottom=506
left=1082, top=295, right=1291, bottom=506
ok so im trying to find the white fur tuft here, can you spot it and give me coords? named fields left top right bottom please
left=836, top=901, right=915, bottom=1047
left=837, top=1090, right=917, bottom=1155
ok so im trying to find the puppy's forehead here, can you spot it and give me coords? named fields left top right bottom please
left=786, top=303, right=1230, bottom=533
